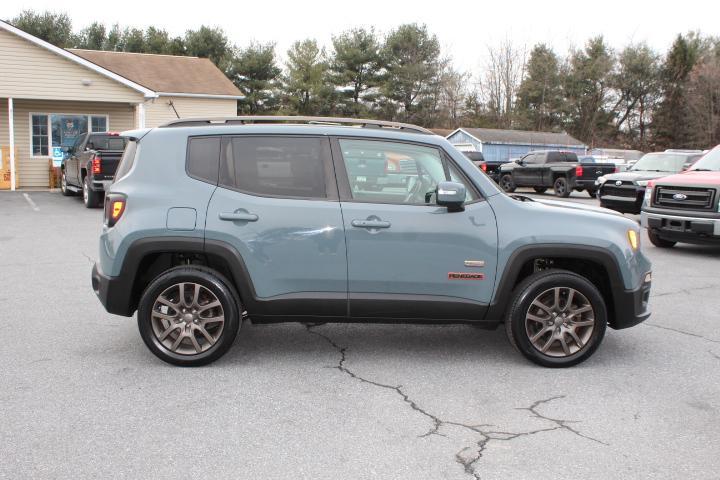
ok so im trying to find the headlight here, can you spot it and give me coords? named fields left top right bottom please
left=636, top=180, right=649, bottom=187
left=627, top=229, right=640, bottom=251
left=643, top=181, right=654, bottom=206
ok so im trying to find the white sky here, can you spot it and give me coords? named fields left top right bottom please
left=4, top=0, right=719, bottom=77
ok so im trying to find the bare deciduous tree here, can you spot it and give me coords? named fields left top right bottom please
left=481, top=40, right=526, bottom=128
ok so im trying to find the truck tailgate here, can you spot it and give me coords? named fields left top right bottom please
left=580, top=163, right=616, bottom=180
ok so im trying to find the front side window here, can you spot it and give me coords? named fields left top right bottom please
left=338, top=139, right=476, bottom=205
left=220, top=136, right=329, bottom=199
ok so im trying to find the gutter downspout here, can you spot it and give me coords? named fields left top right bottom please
left=8, top=97, right=15, bottom=191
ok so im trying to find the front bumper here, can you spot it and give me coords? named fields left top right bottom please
left=610, top=274, right=652, bottom=329
left=641, top=211, right=720, bottom=244
left=91, top=263, right=134, bottom=316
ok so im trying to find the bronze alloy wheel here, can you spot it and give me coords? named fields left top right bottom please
left=524, top=286, right=595, bottom=357
left=150, top=282, right=225, bottom=355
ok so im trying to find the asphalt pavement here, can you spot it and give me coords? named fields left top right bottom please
left=1, top=189, right=719, bottom=480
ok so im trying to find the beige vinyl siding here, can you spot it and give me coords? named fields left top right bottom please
left=144, top=96, right=238, bottom=127
left=9, top=100, right=136, bottom=188
left=0, top=29, right=144, bottom=104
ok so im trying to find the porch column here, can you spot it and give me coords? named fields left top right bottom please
left=136, top=102, right=146, bottom=129
left=8, top=97, right=15, bottom=191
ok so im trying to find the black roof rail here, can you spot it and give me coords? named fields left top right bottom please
left=159, top=116, right=435, bottom=135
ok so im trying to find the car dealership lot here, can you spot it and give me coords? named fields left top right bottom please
left=1, top=190, right=719, bottom=480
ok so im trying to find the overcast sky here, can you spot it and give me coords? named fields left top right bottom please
left=4, top=0, right=718, bottom=76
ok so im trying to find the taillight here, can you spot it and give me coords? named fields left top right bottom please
left=481, top=163, right=487, bottom=172
left=614, top=166, right=619, bottom=173
left=575, top=165, right=583, bottom=177
left=104, top=194, right=126, bottom=227
left=92, top=154, right=101, bottom=174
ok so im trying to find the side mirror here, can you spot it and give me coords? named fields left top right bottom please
left=515, top=158, right=524, bottom=165
left=436, top=181, right=466, bottom=212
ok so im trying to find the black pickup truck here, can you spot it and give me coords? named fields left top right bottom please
left=60, top=132, right=128, bottom=208
left=497, top=150, right=616, bottom=197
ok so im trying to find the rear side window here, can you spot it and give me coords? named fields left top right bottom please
left=113, top=139, right=137, bottom=183
left=187, top=137, right=221, bottom=184
left=220, top=136, right=329, bottom=199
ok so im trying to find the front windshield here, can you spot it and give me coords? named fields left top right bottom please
left=690, top=146, right=720, bottom=171
left=630, top=153, right=692, bottom=173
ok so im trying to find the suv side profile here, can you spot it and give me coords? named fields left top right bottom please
left=92, top=116, right=652, bottom=368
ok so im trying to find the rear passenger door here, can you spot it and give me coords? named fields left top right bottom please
left=204, top=136, right=347, bottom=319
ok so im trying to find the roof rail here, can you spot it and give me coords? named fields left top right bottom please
left=159, top=116, right=435, bottom=135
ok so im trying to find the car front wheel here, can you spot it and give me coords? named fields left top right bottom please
left=505, top=269, right=607, bottom=367
left=137, top=267, right=241, bottom=366
left=648, top=230, right=676, bottom=248
left=60, top=170, right=74, bottom=196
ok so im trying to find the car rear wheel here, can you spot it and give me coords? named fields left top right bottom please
left=505, top=269, right=607, bottom=367
left=499, top=174, right=516, bottom=193
left=553, top=177, right=570, bottom=198
left=83, top=176, right=102, bottom=208
left=137, top=267, right=241, bottom=366
left=533, top=187, right=548, bottom=194
left=648, top=230, right=676, bottom=248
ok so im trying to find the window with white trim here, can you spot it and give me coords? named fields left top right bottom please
left=30, top=114, right=109, bottom=157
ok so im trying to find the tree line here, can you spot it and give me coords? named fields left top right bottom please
left=10, top=10, right=720, bottom=150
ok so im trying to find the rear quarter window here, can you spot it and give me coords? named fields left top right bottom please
left=113, top=140, right=137, bottom=183
left=186, top=137, right=221, bottom=184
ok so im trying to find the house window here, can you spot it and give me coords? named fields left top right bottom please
left=31, top=115, right=49, bottom=156
left=30, top=114, right=109, bottom=157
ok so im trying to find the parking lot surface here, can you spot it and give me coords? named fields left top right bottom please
left=1, top=190, right=719, bottom=480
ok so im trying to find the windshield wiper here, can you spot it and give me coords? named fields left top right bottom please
left=691, top=168, right=715, bottom=171
left=510, top=194, right=534, bottom=202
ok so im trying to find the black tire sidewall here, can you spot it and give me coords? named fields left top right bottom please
left=648, top=230, right=676, bottom=248
left=137, top=267, right=241, bottom=366
left=500, top=174, right=516, bottom=192
left=507, top=270, right=607, bottom=368
left=553, top=177, right=570, bottom=197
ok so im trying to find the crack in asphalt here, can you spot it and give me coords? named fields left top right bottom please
left=305, top=324, right=607, bottom=479
left=709, top=351, right=720, bottom=360
left=80, top=252, right=96, bottom=266
left=644, top=323, right=720, bottom=344
left=650, top=284, right=720, bottom=298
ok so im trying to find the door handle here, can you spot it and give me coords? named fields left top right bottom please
left=351, top=219, right=391, bottom=229
left=219, top=212, right=259, bottom=222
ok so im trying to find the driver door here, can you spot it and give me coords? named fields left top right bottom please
left=332, top=138, right=498, bottom=320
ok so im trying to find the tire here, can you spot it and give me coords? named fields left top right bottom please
left=533, top=187, right=548, bottom=194
left=83, top=176, right=102, bottom=208
left=499, top=174, right=516, bottom=193
left=586, top=188, right=597, bottom=197
left=504, top=269, right=607, bottom=368
left=553, top=177, right=570, bottom=198
left=60, top=170, right=74, bottom=196
left=137, top=266, right=241, bottom=366
left=648, top=230, right=676, bottom=248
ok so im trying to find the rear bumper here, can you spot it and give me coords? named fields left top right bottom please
left=90, top=179, right=112, bottom=192
left=91, top=263, right=134, bottom=317
left=574, top=179, right=598, bottom=190
left=610, top=274, right=652, bottom=329
left=641, top=211, right=720, bottom=244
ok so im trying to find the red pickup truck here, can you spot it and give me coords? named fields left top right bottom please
left=641, top=146, right=720, bottom=247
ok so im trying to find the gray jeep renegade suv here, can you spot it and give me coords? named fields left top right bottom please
left=91, top=116, right=652, bottom=367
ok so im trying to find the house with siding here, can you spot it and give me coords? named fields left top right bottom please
left=446, top=128, right=587, bottom=164
left=0, top=19, right=243, bottom=190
